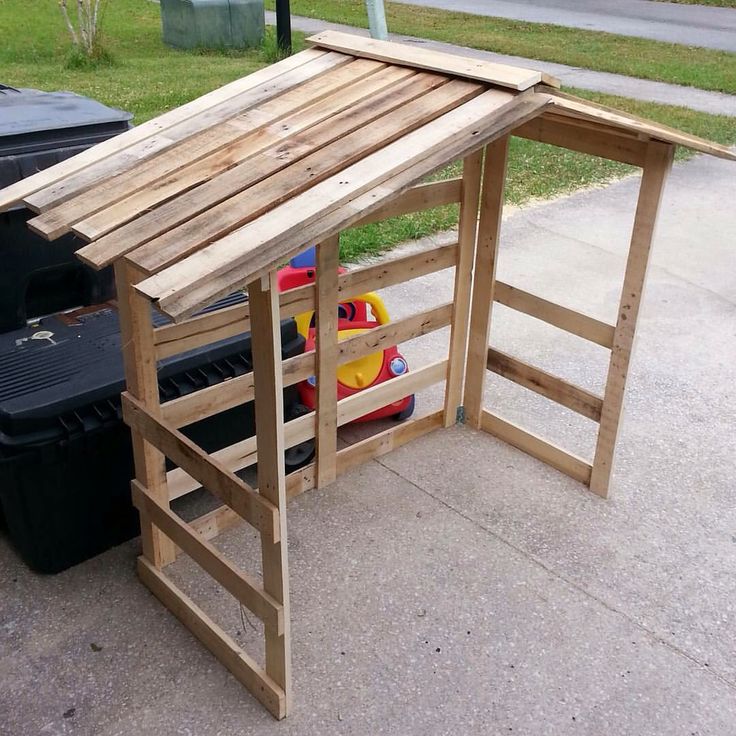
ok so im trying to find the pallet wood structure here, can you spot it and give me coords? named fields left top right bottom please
left=2, top=32, right=733, bottom=718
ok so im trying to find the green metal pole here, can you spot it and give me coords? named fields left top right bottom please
left=276, top=0, right=292, bottom=53
left=366, top=0, right=388, bottom=40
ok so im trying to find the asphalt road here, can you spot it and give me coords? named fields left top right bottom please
left=391, top=0, right=736, bottom=52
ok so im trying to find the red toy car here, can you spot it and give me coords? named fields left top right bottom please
left=277, top=247, right=415, bottom=423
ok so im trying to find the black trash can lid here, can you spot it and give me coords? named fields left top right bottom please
left=0, top=85, right=132, bottom=140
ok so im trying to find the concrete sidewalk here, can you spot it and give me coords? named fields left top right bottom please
left=272, top=13, right=736, bottom=117
left=1, top=149, right=735, bottom=734
left=393, top=0, right=736, bottom=53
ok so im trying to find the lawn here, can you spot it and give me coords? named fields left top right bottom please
left=651, top=0, right=736, bottom=6
left=0, top=0, right=734, bottom=262
left=267, top=0, right=736, bottom=94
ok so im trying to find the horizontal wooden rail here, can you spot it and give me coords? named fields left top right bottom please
left=353, top=178, right=462, bottom=226
left=162, top=301, right=453, bottom=427
left=487, top=347, right=603, bottom=422
left=513, top=115, right=647, bottom=167
left=137, top=557, right=285, bottom=717
left=131, top=480, right=283, bottom=633
left=188, top=410, right=444, bottom=543
left=122, top=393, right=279, bottom=541
left=168, top=360, right=448, bottom=499
left=480, top=409, right=592, bottom=485
left=154, top=243, right=458, bottom=360
left=494, top=280, right=615, bottom=349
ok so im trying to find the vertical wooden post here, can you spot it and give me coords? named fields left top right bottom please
left=315, top=235, right=340, bottom=488
left=115, top=260, right=176, bottom=568
left=464, top=137, right=510, bottom=429
left=442, top=148, right=484, bottom=427
left=248, top=271, right=292, bottom=718
left=590, top=141, right=675, bottom=498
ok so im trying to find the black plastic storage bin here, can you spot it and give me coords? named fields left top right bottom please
left=0, top=85, right=132, bottom=332
left=0, top=294, right=310, bottom=573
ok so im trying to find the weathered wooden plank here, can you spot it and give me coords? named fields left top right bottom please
left=464, top=137, right=509, bottom=428
left=128, top=76, right=475, bottom=276
left=480, top=410, right=592, bottom=484
left=315, top=235, right=340, bottom=488
left=137, top=557, right=286, bottom=719
left=443, top=149, right=483, bottom=426
left=307, top=30, right=559, bottom=89
left=71, top=58, right=391, bottom=241
left=25, top=51, right=347, bottom=220
left=546, top=89, right=736, bottom=162
left=167, top=360, right=448, bottom=497
left=131, top=480, right=283, bottom=633
left=513, top=114, right=647, bottom=166
left=122, top=392, right=280, bottom=541
left=114, top=260, right=176, bottom=568
left=352, top=178, right=462, bottom=226
left=161, top=300, right=453, bottom=430
left=248, top=273, right=292, bottom=714
left=186, top=410, right=443, bottom=542
left=494, top=280, right=615, bottom=349
left=79, top=68, right=437, bottom=269
left=487, top=347, right=603, bottom=422
left=590, top=141, right=675, bottom=498
left=137, top=90, right=548, bottom=321
left=0, top=48, right=329, bottom=213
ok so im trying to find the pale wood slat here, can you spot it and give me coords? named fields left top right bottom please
left=24, top=50, right=346, bottom=220
left=513, top=114, right=647, bottom=166
left=137, top=557, right=286, bottom=719
left=308, top=30, right=559, bottom=90
left=0, top=48, right=328, bottom=213
left=122, top=392, right=280, bottom=541
left=546, top=90, right=736, bottom=162
left=494, top=280, right=615, bottom=349
left=486, top=347, right=603, bottom=422
left=77, top=67, right=436, bottom=269
left=131, top=480, right=283, bottom=633
left=138, top=89, right=545, bottom=321
left=590, top=141, right=675, bottom=497
left=480, top=409, right=592, bottom=485
left=167, top=360, right=448, bottom=499
left=128, top=75, right=472, bottom=276
left=187, top=410, right=444, bottom=538
left=50, top=58, right=387, bottom=240
left=162, top=300, right=453, bottom=432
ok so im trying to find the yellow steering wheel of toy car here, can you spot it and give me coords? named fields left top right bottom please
left=294, top=291, right=390, bottom=338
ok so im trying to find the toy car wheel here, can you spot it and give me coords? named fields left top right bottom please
left=393, top=394, right=415, bottom=421
left=284, top=403, right=316, bottom=469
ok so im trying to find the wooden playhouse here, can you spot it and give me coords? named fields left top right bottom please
left=2, top=32, right=733, bottom=718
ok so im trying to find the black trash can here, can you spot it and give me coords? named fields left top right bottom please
left=0, top=85, right=132, bottom=332
left=0, top=293, right=310, bottom=573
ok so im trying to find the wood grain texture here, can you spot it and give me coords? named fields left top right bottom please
left=464, top=136, right=509, bottom=428
left=590, top=141, right=675, bottom=498
left=307, top=30, right=559, bottom=89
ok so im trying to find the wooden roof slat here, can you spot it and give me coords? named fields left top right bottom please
left=73, top=61, right=409, bottom=244
left=544, top=89, right=736, bottom=161
left=137, top=89, right=548, bottom=320
left=308, top=30, right=560, bottom=90
left=78, top=69, right=454, bottom=270
left=27, top=54, right=354, bottom=237
left=0, top=48, right=332, bottom=214
left=127, top=75, right=477, bottom=275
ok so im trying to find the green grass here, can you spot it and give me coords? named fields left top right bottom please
left=267, top=0, right=736, bottom=95
left=0, top=0, right=734, bottom=263
left=0, top=0, right=304, bottom=123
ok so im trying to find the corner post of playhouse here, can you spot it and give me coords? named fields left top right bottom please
left=590, top=139, right=676, bottom=497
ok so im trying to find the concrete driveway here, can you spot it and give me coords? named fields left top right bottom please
left=392, top=0, right=736, bottom=52
left=1, top=150, right=735, bottom=735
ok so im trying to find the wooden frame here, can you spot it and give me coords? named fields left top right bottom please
left=5, top=32, right=724, bottom=719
